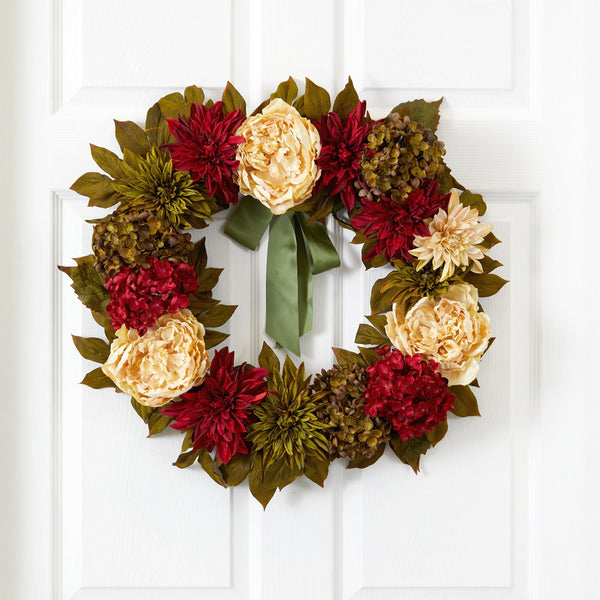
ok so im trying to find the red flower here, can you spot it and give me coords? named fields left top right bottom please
left=162, top=348, right=270, bottom=464
left=364, top=347, right=454, bottom=441
left=314, top=101, right=373, bottom=211
left=164, top=101, right=245, bottom=205
left=105, top=257, right=198, bottom=334
left=350, top=179, right=450, bottom=263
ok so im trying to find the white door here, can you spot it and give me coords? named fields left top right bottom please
left=1, top=0, right=598, bottom=598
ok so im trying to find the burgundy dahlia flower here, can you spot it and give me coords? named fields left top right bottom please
left=105, top=257, right=198, bottom=334
left=314, top=101, right=373, bottom=211
left=164, top=101, right=245, bottom=206
left=364, top=347, right=454, bottom=441
left=350, top=179, right=450, bottom=263
left=162, top=348, right=270, bottom=464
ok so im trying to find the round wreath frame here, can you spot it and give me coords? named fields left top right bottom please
left=60, top=77, right=507, bottom=508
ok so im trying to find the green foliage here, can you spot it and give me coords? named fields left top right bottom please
left=222, top=82, right=246, bottom=115
left=302, top=78, right=331, bottom=120
left=81, top=367, right=115, bottom=390
left=391, top=98, right=443, bottom=132
left=389, top=434, right=431, bottom=474
left=58, top=255, right=109, bottom=314
left=271, top=77, right=298, bottom=104
left=72, top=335, right=110, bottom=363
left=332, top=77, right=360, bottom=119
left=449, top=385, right=481, bottom=417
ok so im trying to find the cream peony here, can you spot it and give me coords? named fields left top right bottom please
left=385, top=283, right=491, bottom=386
left=102, top=309, right=210, bottom=407
left=235, top=98, right=321, bottom=214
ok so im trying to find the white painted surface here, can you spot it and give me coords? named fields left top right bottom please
left=1, top=1, right=598, bottom=599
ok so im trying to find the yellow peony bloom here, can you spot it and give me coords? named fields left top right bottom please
left=235, top=98, right=321, bottom=214
left=385, top=283, right=491, bottom=386
left=410, top=190, right=493, bottom=281
left=102, top=309, right=210, bottom=407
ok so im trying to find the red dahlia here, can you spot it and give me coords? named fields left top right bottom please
left=364, top=347, right=454, bottom=441
left=162, top=348, right=270, bottom=464
left=350, top=179, right=450, bottom=263
left=164, top=101, right=245, bottom=206
left=105, top=257, right=198, bottom=334
left=315, top=101, right=373, bottom=211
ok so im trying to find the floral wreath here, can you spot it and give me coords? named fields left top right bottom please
left=60, top=77, right=507, bottom=508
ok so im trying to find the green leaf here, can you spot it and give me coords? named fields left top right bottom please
left=332, top=77, right=359, bottom=119
left=292, top=94, right=305, bottom=114
left=332, top=347, right=365, bottom=368
left=303, top=456, right=329, bottom=487
left=58, top=256, right=110, bottom=314
left=187, top=294, right=219, bottom=319
left=173, top=450, right=200, bottom=469
left=425, top=420, right=448, bottom=447
left=145, top=102, right=162, bottom=142
left=358, top=346, right=381, bottom=366
left=147, top=410, right=172, bottom=437
left=203, top=329, right=229, bottom=349
left=391, top=98, right=443, bottom=131
left=198, top=304, right=236, bottom=327
left=196, top=267, right=222, bottom=292
left=355, top=323, right=388, bottom=346
left=347, top=443, right=385, bottom=469
left=72, top=335, right=110, bottom=363
left=365, top=314, right=389, bottom=335
left=370, top=277, right=396, bottom=314
left=481, top=231, right=501, bottom=249
left=92, top=310, right=116, bottom=342
left=251, top=98, right=270, bottom=116
left=450, top=385, right=481, bottom=417
left=459, top=189, right=487, bottom=216
left=184, top=85, right=205, bottom=106
left=480, top=255, right=503, bottom=274
left=158, top=92, right=187, bottom=119
left=114, top=120, right=150, bottom=157
left=436, top=161, right=464, bottom=194
left=271, top=77, right=298, bottom=104
left=131, top=397, right=154, bottom=422
left=197, top=448, right=226, bottom=487
left=90, top=144, right=125, bottom=179
left=81, top=367, right=115, bottom=389
left=222, top=82, right=246, bottom=115
left=220, top=452, right=254, bottom=486
left=181, top=429, right=194, bottom=452
left=263, top=456, right=301, bottom=491
left=258, top=342, right=280, bottom=374
left=248, top=452, right=277, bottom=509
left=189, top=238, right=208, bottom=274
left=389, top=435, right=431, bottom=474
left=302, top=78, right=331, bottom=120
left=463, top=272, right=508, bottom=297
left=70, top=172, right=120, bottom=209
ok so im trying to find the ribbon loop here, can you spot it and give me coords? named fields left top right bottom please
left=225, top=195, right=273, bottom=250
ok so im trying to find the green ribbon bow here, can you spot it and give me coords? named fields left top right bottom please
left=225, top=196, right=340, bottom=355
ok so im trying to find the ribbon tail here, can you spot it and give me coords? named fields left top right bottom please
left=293, top=216, right=313, bottom=337
left=265, top=214, right=301, bottom=356
left=296, top=213, right=340, bottom=275
left=225, top=195, right=273, bottom=250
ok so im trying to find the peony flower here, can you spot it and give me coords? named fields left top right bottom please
left=385, top=283, right=491, bottom=386
left=164, top=101, right=246, bottom=206
left=314, top=101, right=372, bottom=211
left=351, top=179, right=450, bottom=263
left=102, top=310, right=210, bottom=407
left=235, top=98, right=321, bottom=214
left=364, top=348, right=454, bottom=441
left=410, top=190, right=493, bottom=281
left=105, top=257, right=199, bottom=335
left=161, top=348, right=270, bottom=464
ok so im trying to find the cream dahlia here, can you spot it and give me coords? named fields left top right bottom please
left=410, top=190, right=493, bottom=281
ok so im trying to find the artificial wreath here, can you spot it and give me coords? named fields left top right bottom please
left=60, top=77, right=507, bottom=508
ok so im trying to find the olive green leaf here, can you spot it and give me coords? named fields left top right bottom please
left=249, top=452, right=277, bottom=509
left=114, top=120, right=150, bottom=157
left=391, top=98, right=443, bottom=132
left=222, top=82, right=246, bottom=115
left=158, top=91, right=187, bottom=119
left=389, top=434, right=431, bottom=474
left=449, top=385, right=481, bottom=417
left=436, top=160, right=465, bottom=194
left=58, top=255, right=109, bottom=314
left=198, top=304, right=237, bottom=328
left=196, top=267, right=223, bottom=292
left=463, top=272, right=508, bottom=297
left=220, top=452, right=254, bottom=486
left=131, top=397, right=154, bottom=422
left=147, top=410, right=173, bottom=437
left=81, top=367, right=115, bottom=390
left=347, top=443, right=386, bottom=469
left=355, top=323, right=388, bottom=346
left=332, top=347, right=366, bottom=368
left=90, top=144, right=125, bottom=179
left=181, top=429, right=194, bottom=452
left=271, top=77, right=298, bottom=104
left=303, top=78, right=331, bottom=120
left=91, top=310, right=116, bottom=343
left=189, top=238, right=208, bottom=273
left=184, top=85, right=205, bottom=106
left=481, top=231, right=502, bottom=250
left=459, top=189, right=487, bottom=216
left=70, top=172, right=121, bottom=208
left=480, top=255, right=503, bottom=274
left=71, top=335, right=110, bottom=363
left=358, top=346, right=380, bottom=366
left=332, top=77, right=359, bottom=119
left=303, top=456, right=329, bottom=487
left=365, top=314, right=389, bottom=336
left=173, top=450, right=200, bottom=469
left=258, top=341, right=281, bottom=374
left=203, top=330, right=229, bottom=349
left=197, top=448, right=226, bottom=487
left=425, top=420, right=448, bottom=447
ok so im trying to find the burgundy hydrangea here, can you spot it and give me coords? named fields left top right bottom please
left=314, top=101, right=373, bottom=211
left=162, top=348, right=270, bottom=464
left=164, top=101, right=245, bottom=206
left=105, top=257, right=198, bottom=334
left=350, top=179, right=450, bottom=263
left=364, top=347, right=454, bottom=441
